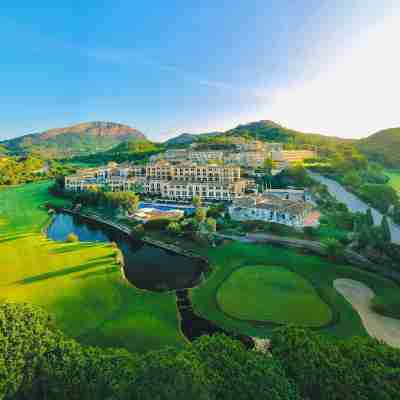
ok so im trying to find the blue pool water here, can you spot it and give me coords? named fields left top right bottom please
left=139, top=202, right=195, bottom=215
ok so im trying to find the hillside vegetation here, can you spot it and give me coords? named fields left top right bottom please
left=1, top=121, right=146, bottom=158
left=70, top=138, right=162, bottom=164
left=358, top=127, right=400, bottom=167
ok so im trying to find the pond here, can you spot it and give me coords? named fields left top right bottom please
left=47, top=212, right=254, bottom=347
left=309, top=171, right=400, bottom=244
left=47, top=213, right=204, bottom=291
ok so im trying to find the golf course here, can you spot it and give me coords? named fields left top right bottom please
left=0, top=182, right=186, bottom=353
left=1, top=181, right=399, bottom=351
left=217, top=265, right=332, bottom=327
left=191, top=241, right=399, bottom=339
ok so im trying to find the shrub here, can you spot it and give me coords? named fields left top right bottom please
left=66, top=233, right=79, bottom=243
left=303, top=226, right=317, bottom=238
left=166, top=221, right=182, bottom=235
left=371, top=293, right=400, bottom=319
left=132, top=224, right=145, bottom=239
left=144, top=218, right=172, bottom=230
left=195, top=207, right=207, bottom=224
left=322, top=237, right=344, bottom=259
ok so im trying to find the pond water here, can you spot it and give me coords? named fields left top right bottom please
left=47, top=212, right=254, bottom=347
left=47, top=213, right=204, bottom=291
left=309, top=171, right=400, bottom=244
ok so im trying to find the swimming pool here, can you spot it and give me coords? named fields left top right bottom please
left=139, top=202, right=195, bottom=215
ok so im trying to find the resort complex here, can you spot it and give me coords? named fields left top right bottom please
left=65, top=160, right=248, bottom=201
left=151, top=140, right=316, bottom=168
left=64, top=142, right=318, bottom=227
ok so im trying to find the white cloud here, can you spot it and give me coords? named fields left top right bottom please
left=265, top=14, right=400, bottom=138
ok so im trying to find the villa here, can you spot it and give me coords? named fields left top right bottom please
left=228, top=193, right=314, bottom=228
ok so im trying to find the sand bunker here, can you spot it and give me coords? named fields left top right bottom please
left=334, top=278, right=400, bottom=348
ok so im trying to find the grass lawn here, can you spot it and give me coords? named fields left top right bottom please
left=386, top=169, right=400, bottom=192
left=0, top=182, right=186, bottom=353
left=191, top=241, right=399, bottom=339
left=217, top=265, right=332, bottom=327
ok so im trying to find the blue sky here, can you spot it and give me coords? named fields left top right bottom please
left=1, top=1, right=399, bottom=141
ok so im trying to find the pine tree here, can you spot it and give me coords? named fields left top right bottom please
left=366, top=208, right=374, bottom=227
left=381, top=216, right=391, bottom=243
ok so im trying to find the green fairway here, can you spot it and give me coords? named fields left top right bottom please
left=0, top=182, right=186, bottom=353
left=386, top=169, right=400, bottom=191
left=191, top=241, right=399, bottom=339
left=217, top=265, right=332, bottom=327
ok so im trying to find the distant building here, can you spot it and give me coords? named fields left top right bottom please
left=271, top=149, right=317, bottom=165
left=152, top=140, right=285, bottom=168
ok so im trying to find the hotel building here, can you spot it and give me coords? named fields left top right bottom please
left=65, top=161, right=246, bottom=201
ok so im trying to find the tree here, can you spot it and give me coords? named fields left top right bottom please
left=133, top=348, right=209, bottom=400
left=167, top=221, right=182, bottom=235
left=66, top=233, right=79, bottom=243
left=322, top=238, right=344, bottom=259
left=381, top=216, right=391, bottom=243
left=263, top=157, right=276, bottom=174
left=343, top=171, right=362, bottom=188
left=271, top=326, right=400, bottom=400
left=366, top=208, right=374, bottom=227
left=104, top=192, right=139, bottom=215
left=192, top=195, right=202, bottom=209
left=195, top=207, right=207, bottom=224
left=0, top=303, right=59, bottom=398
left=205, top=217, right=217, bottom=233
left=188, top=334, right=301, bottom=400
left=132, top=224, right=145, bottom=239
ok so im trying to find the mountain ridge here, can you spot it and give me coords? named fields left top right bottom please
left=2, top=119, right=400, bottom=167
left=1, top=121, right=146, bottom=158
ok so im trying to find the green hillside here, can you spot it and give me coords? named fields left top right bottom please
left=1, top=121, right=146, bottom=158
left=358, top=127, right=400, bottom=167
left=165, top=120, right=352, bottom=154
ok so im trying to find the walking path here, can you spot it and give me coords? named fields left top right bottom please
left=60, top=208, right=206, bottom=262
left=334, top=279, right=400, bottom=348
left=218, top=232, right=400, bottom=282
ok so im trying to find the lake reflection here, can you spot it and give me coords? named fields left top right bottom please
left=47, top=213, right=204, bottom=291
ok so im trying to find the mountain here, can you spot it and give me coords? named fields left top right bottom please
left=0, top=144, right=7, bottom=154
left=164, top=120, right=352, bottom=151
left=164, top=131, right=222, bottom=147
left=226, top=120, right=353, bottom=147
left=357, top=127, right=400, bottom=168
left=1, top=121, right=146, bottom=158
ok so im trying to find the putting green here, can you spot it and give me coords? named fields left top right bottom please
left=217, top=265, right=332, bottom=327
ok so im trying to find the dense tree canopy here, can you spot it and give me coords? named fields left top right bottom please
left=272, top=326, right=400, bottom=400
left=2, top=303, right=400, bottom=400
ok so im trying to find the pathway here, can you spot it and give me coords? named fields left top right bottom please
left=217, top=232, right=400, bottom=282
left=334, top=279, right=400, bottom=348
left=308, top=171, right=400, bottom=244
